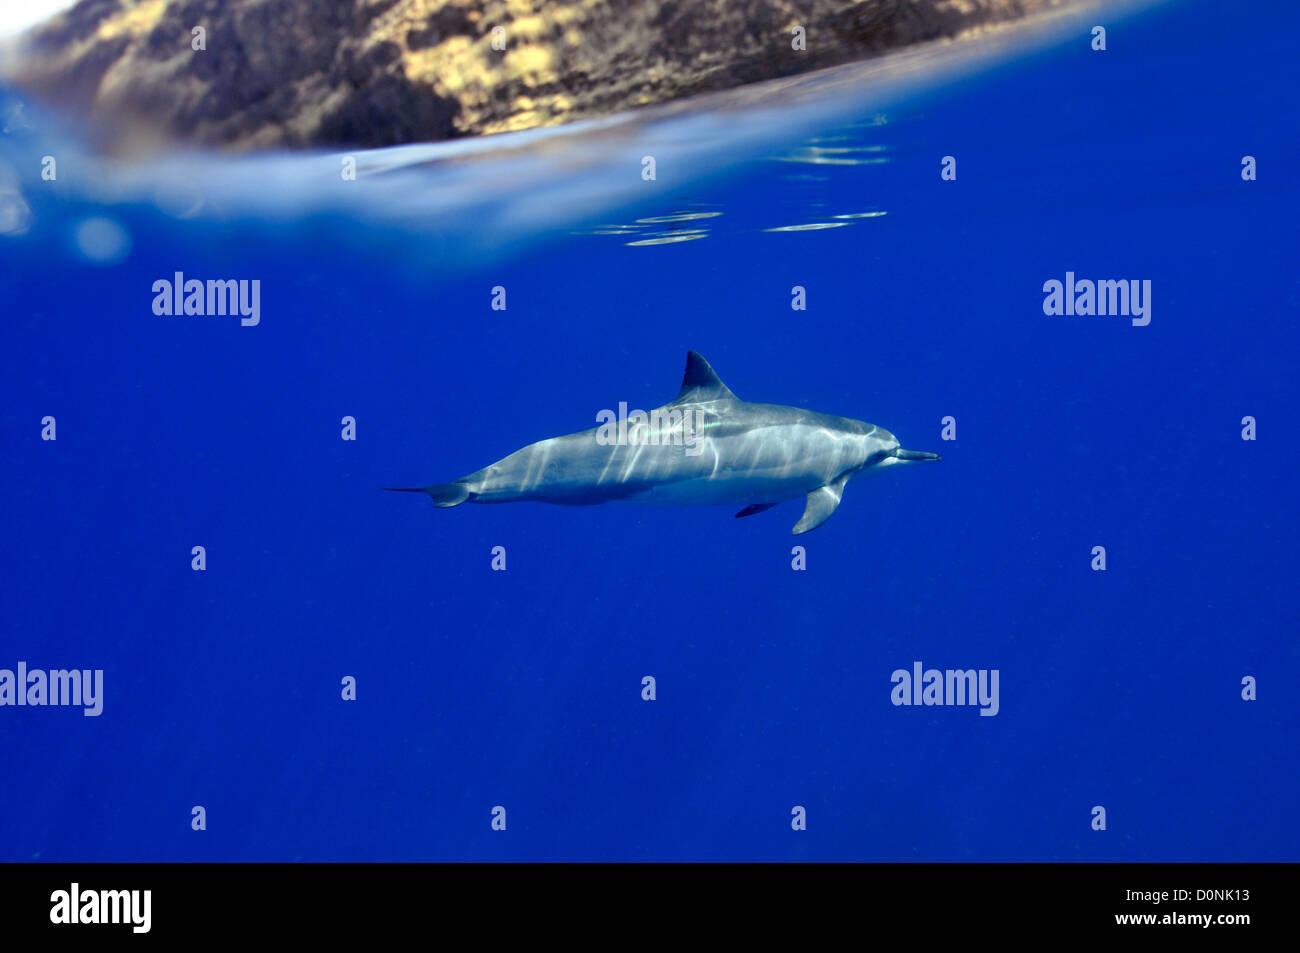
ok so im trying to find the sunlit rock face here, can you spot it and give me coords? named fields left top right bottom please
left=4, top=0, right=1084, bottom=152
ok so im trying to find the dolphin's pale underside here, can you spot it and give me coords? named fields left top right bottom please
left=386, top=351, right=940, bottom=534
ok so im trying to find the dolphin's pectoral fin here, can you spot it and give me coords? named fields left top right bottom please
left=734, top=502, right=778, bottom=519
left=792, top=474, right=850, bottom=535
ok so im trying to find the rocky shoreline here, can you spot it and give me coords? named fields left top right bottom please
left=3, top=0, right=1091, bottom=152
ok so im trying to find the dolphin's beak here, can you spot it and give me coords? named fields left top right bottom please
left=895, top=449, right=941, bottom=462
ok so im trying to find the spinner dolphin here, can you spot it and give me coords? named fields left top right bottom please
left=386, top=351, right=939, bottom=534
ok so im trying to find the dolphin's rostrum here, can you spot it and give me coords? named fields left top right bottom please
left=386, top=351, right=940, bottom=534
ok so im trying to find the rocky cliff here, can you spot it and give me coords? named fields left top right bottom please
left=4, top=0, right=1087, bottom=152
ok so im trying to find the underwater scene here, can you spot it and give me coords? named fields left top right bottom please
left=0, top=0, right=1296, bottom=862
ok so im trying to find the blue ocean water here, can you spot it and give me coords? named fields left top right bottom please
left=1, top=0, right=1296, bottom=861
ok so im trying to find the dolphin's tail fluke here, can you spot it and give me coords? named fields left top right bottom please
left=382, top=483, right=472, bottom=507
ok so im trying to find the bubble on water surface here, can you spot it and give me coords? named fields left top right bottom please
left=73, top=216, right=132, bottom=264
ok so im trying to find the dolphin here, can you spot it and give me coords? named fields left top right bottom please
left=385, top=351, right=939, bottom=534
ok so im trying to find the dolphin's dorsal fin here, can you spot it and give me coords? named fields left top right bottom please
left=674, top=350, right=738, bottom=403
left=792, top=473, right=850, bottom=535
